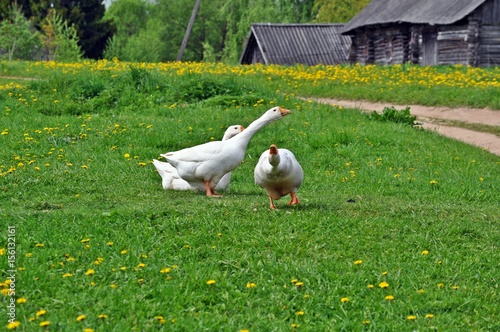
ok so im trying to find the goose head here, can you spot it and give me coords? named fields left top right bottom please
left=263, top=106, right=292, bottom=123
left=222, top=125, right=245, bottom=140
left=268, top=144, right=280, bottom=166
left=242, top=106, right=291, bottom=136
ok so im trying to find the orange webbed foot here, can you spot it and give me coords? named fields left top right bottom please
left=288, top=192, right=300, bottom=206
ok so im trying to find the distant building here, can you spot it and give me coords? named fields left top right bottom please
left=239, top=23, right=351, bottom=66
left=342, top=0, right=500, bottom=66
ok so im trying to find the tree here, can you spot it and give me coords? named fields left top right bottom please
left=26, top=0, right=115, bottom=59
left=313, top=0, right=371, bottom=23
left=103, top=0, right=150, bottom=60
left=0, top=0, right=31, bottom=21
left=39, top=9, right=83, bottom=61
left=0, top=4, right=40, bottom=60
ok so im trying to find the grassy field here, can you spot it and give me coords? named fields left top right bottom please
left=1, top=60, right=499, bottom=331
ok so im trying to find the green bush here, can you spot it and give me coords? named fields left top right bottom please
left=367, top=106, right=418, bottom=126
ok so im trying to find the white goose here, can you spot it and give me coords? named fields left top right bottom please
left=153, top=125, right=244, bottom=191
left=254, top=144, right=303, bottom=209
left=162, top=106, right=291, bottom=197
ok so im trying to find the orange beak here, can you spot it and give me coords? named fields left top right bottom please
left=278, top=106, right=291, bottom=116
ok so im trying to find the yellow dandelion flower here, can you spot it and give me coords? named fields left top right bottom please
left=379, top=281, right=389, bottom=289
left=155, top=316, right=166, bottom=324
left=76, top=314, right=86, bottom=321
left=407, top=315, right=417, bottom=321
left=418, top=289, right=424, bottom=294
left=120, top=266, right=127, bottom=271
left=6, top=321, right=20, bottom=329
left=384, top=295, right=395, bottom=301
left=98, top=314, right=108, bottom=319
left=421, top=250, right=429, bottom=255
left=85, top=269, right=95, bottom=276
left=2, top=288, right=12, bottom=296
left=62, top=273, right=73, bottom=278
left=206, top=279, right=216, bottom=285
left=367, top=284, right=375, bottom=289
left=39, top=321, right=50, bottom=327
left=296, top=311, right=305, bottom=316
left=80, top=238, right=90, bottom=243
left=246, top=282, right=256, bottom=288
left=110, top=284, right=117, bottom=289
left=124, top=153, right=130, bottom=158
left=106, top=241, right=113, bottom=246
left=295, top=281, right=304, bottom=287
left=340, top=297, right=350, bottom=303
left=137, top=263, right=146, bottom=268
left=0, top=248, right=5, bottom=255
left=354, top=259, right=363, bottom=265
left=438, top=283, right=445, bottom=288
left=425, top=313, right=434, bottom=319
left=452, top=285, right=460, bottom=290
left=83, top=328, right=94, bottom=332
left=120, top=249, right=127, bottom=255
left=160, top=267, right=171, bottom=274
left=16, top=297, right=27, bottom=304
left=36, top=309, right=47, bottom=317
left=382, top=271, right=388, bottom=275
left=429, top=179, right=438, bottom=185
left=35, top=243, right=44, bottom=247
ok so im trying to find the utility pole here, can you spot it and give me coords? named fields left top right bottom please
left=177, top=0, right=201, bottom=61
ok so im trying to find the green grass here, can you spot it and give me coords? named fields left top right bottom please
left=0, top=61, right=499, bottom=331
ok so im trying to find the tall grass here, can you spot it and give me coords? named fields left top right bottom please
left=0, top=60, right=499, bottom=331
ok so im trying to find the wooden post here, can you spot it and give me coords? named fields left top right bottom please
left=177, top=0, right=201, bottom=61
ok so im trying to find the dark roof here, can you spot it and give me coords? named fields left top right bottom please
left=342, top=0, right=487, bottom=34
left=239, top=23, right=351, bottom=66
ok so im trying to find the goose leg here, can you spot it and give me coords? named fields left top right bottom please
left=288, top=192, right=300, bottom=206
left=269, top=196, right=277, bottom=209
left=205, top=181, right=222, bottom=197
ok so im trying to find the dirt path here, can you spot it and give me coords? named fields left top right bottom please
left=311, top=98, right=500, bottom=156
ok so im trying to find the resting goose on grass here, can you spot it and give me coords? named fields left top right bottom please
left=162, top=106, right=292, bottom=197
left=153, top=125, right=244, bottom=191
left=254, top=144, right=304, bottom=209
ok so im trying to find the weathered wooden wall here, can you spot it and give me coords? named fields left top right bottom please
left=346, top=0, right=500, bottom=67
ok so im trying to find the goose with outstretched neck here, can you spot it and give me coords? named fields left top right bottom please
left=153, top=124, right=244, bottom=191
left=162, top=106, right=291, bottom=197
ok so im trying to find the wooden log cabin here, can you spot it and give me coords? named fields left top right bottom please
left=342, top=0, right=500, bottom=66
